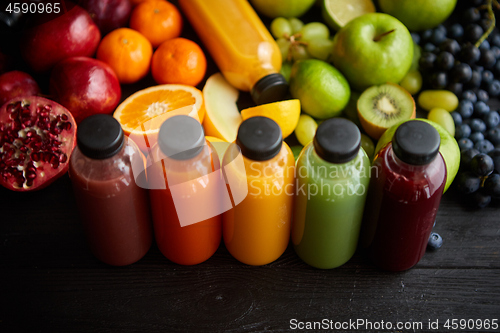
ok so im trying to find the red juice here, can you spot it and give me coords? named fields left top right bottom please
left=361, top=121, right=446, bottom=271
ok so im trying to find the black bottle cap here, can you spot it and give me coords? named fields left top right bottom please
left=77, top=114, right=124, bottom=159
left=392, top=120, right=441, bottom=165
left=158, top=115, right=205, bottom=160
left=236, top=116, right=282, bottom=161
left=313, top=118, right=361, bottom=164
left=251, top=73, right=289, bottom=105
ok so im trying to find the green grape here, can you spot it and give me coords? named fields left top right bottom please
left=295, top=114, right=318, bottom=146
left=289, top=18, right=304, bottom=34
left=291, top=44, right=311, bottom=61
left=360, top=133, right=375, bottom=160
left=290, top=145, right=304, bottom=161
left=411, top=42, right=421, bottom=71
left=276, top=38, right=291, bottom=61
left=399, top=70, right=422, bottom=95
left=280, top=61, right=293, bottom=83
left=306, top=38, right=333, bottom=61
left=417, top=90, right=459, bottom=112
left=299, top=22, right=330, bottom=42
left=427, top=107, right=455, bottom=137
left=270, top=17, right=292, bottom=38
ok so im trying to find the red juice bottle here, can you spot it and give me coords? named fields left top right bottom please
left=69, top=115, right=152, bottom=266
left=361, top=120, right=447, bottom=271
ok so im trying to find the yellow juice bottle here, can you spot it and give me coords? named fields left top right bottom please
left=222, top=117, right=295, bottom=265
left=178, top=0, right=288, bottom=104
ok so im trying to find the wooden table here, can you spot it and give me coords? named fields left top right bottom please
left=1, top=2, right=500, bottom=332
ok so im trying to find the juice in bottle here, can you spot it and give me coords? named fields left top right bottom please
left=361, top=120, right=447, bottom=271
left=148, top=115, right=222, bottom=265
left=222, top=116, right=295, bottom=266
left=69, top=114, right=152, bottom=266
left=178, top=0, right=287, bottom=104
left=292, top=118, right=370, bottom=269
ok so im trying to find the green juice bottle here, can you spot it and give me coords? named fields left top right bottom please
left=292, top=118, right=370, bottom=269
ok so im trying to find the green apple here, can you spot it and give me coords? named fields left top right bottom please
left=289, top=59, right=350, bottom=119
left=378, top=0, right=457, bottom=32
left=374, top=118, right=460, bottom=193
left=249, top=0, right=316, bottom=18
left=331, top=13, right=413, bottom=91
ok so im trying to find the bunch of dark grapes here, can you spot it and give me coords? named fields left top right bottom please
left=454, top=147, right=500, bottom=207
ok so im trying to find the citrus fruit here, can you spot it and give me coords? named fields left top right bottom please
left=249, top=0, right=316, bottom=18
left=289, top=59, right=350, bottom=119
left=240, top=99, right=301, bottom=139
left=151, top=37, right=207, bottom=87
left=96, top=28, right=153, bottom=84
left=206, top=136, right=230, bottom=165
left=322, top=0, right=375, bottom=31
left=202, top=73, right=242, bottom=142
left=113, top=84, right=205, bottom=154
left=129, top=0, right=183, bottom=48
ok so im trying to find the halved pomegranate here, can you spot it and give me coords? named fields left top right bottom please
left=0, top=96, right=77, bottom=191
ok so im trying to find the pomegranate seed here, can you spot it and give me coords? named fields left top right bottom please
left=26, top=171, right=37, bottom=179
left=59, top=153, right=67, bottom=163
left=43, top=153, right=51, bottom=163
left=64, top=122, right=72, bottom=131
left=61, top=114, right=68, bottom=121
left=31, top=152, right=40, bottom=162
left=19, top=146, right=28, bottom=153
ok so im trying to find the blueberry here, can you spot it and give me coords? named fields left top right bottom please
left=421, top=29, right=433, bottom=42
left=470, top=118, right=487, bottom=133
left=486, top=128, right=500, bottom=145
left=494, top=61, right=500, bottom=76
left=484, top=110, right=500, bottom=128
left=461, top=148, right=480, bottom=168
left=411, top=32, right=421, bottom=45
left=431, top=29, right=447, bottom=45
left=419, top=52, right=437, bottom=71
left=488, top=80, right=500, bottom=97
left=458, top=100, right=474, bottom=118
left=463, top=7, right=481, bottom=23
left=439, top=39, right=461, bottom=55
left=436, top=51, right=454, bottom=70
left=447, top=82, right=463, bottom=96
left=427, top=232, right=443, bottom=251
left=474, top=101, right=490, bottom=117
left=461, top=90, right=477, bottom=103
left=473, top=190, right=492, bottom=208
left=429, top=72, right=448, bottom=89
left=474, top=140, right=495, bottom=154
left=480, top=18, right=493, bottom=32
left=470, top=131, right=485, bottom=144
left=490, top=33, right=500, bottom=47
left=490, top=46, right=500, bottom=59
left=488, top=148, right=500, bottom=173
left=424, top=42, right=437, bottom=53
left=460, top=44, right=482, bottom=64
left=456, top=123, right=472, bottom=139
left=448, top=24, right=464, bottom=39
left=479, top=49, right=497, bottom=68
left=484, top=173, right=500, bottom=197
left=465, top=24, right=484, bottom=43
left=458, top=138, right=474, bottom=150
left=476, top=89, right=490, bottom=102
left=467, top=70, right=482, bottom=88
left=480, top=40, right=491, bottom=50
left=450, top=63, right=472, bottom=83
left=481, top=70, right=495, bottom=86
left=456, top=171, right=481, bottom=193
left=451, top=111, right=463, bottom=126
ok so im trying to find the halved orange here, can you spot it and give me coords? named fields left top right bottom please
left=113, top=84, right=205, bottom=154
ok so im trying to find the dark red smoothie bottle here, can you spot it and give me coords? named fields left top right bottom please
left=361, top=120, right=447, bottom=271
left=69, top=114, right=152, bottom=266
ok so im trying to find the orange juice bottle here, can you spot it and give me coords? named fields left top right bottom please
left=147, top=115, right=223, bottom=265
left=222, top=117, right=295, bottom=266
left=178, top=0, right=288, bottom=105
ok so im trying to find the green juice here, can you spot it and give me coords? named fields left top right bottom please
left=292, top=120, right=371, bottom=269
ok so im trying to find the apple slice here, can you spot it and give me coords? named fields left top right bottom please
left=202, top=73, right=242, bottom=142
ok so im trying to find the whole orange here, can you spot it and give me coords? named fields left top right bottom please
left=129, top=0, right=183, bottom=48
left=96, top=28, right=153, bottom=84
left=151, top=37, right=207, bottom=86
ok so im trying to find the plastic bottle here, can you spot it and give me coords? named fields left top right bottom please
left=148, top=115, right=222, bottom=265
left=222, top=117, right=295, bottom=266
left=292, top=118, right=371, bottom=269
left=360, top=120, right=447, bottom=271
left=178, top=0, right=288, bottom=105
left=69, top=114, right=152, bottom=266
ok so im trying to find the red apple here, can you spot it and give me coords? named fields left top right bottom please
left=20, top=2, right=101, bottom=73
left=0, top=71, right=41, bottom=107
left=49, top=56, right=121, bottom=123
left=78, top=0, right=132, bottom=35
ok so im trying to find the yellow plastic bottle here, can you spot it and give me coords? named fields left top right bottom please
left=178, top=0, right=288, bottom=104
left=222, top=117, right=295, bottom=266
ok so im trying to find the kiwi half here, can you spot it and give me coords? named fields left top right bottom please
left=357, top=83, right=415, bottom=140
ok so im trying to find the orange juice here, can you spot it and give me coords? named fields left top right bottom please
left=222, top=117, right=295, bottom=266
left=178, top=0, right=287, bottom=104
